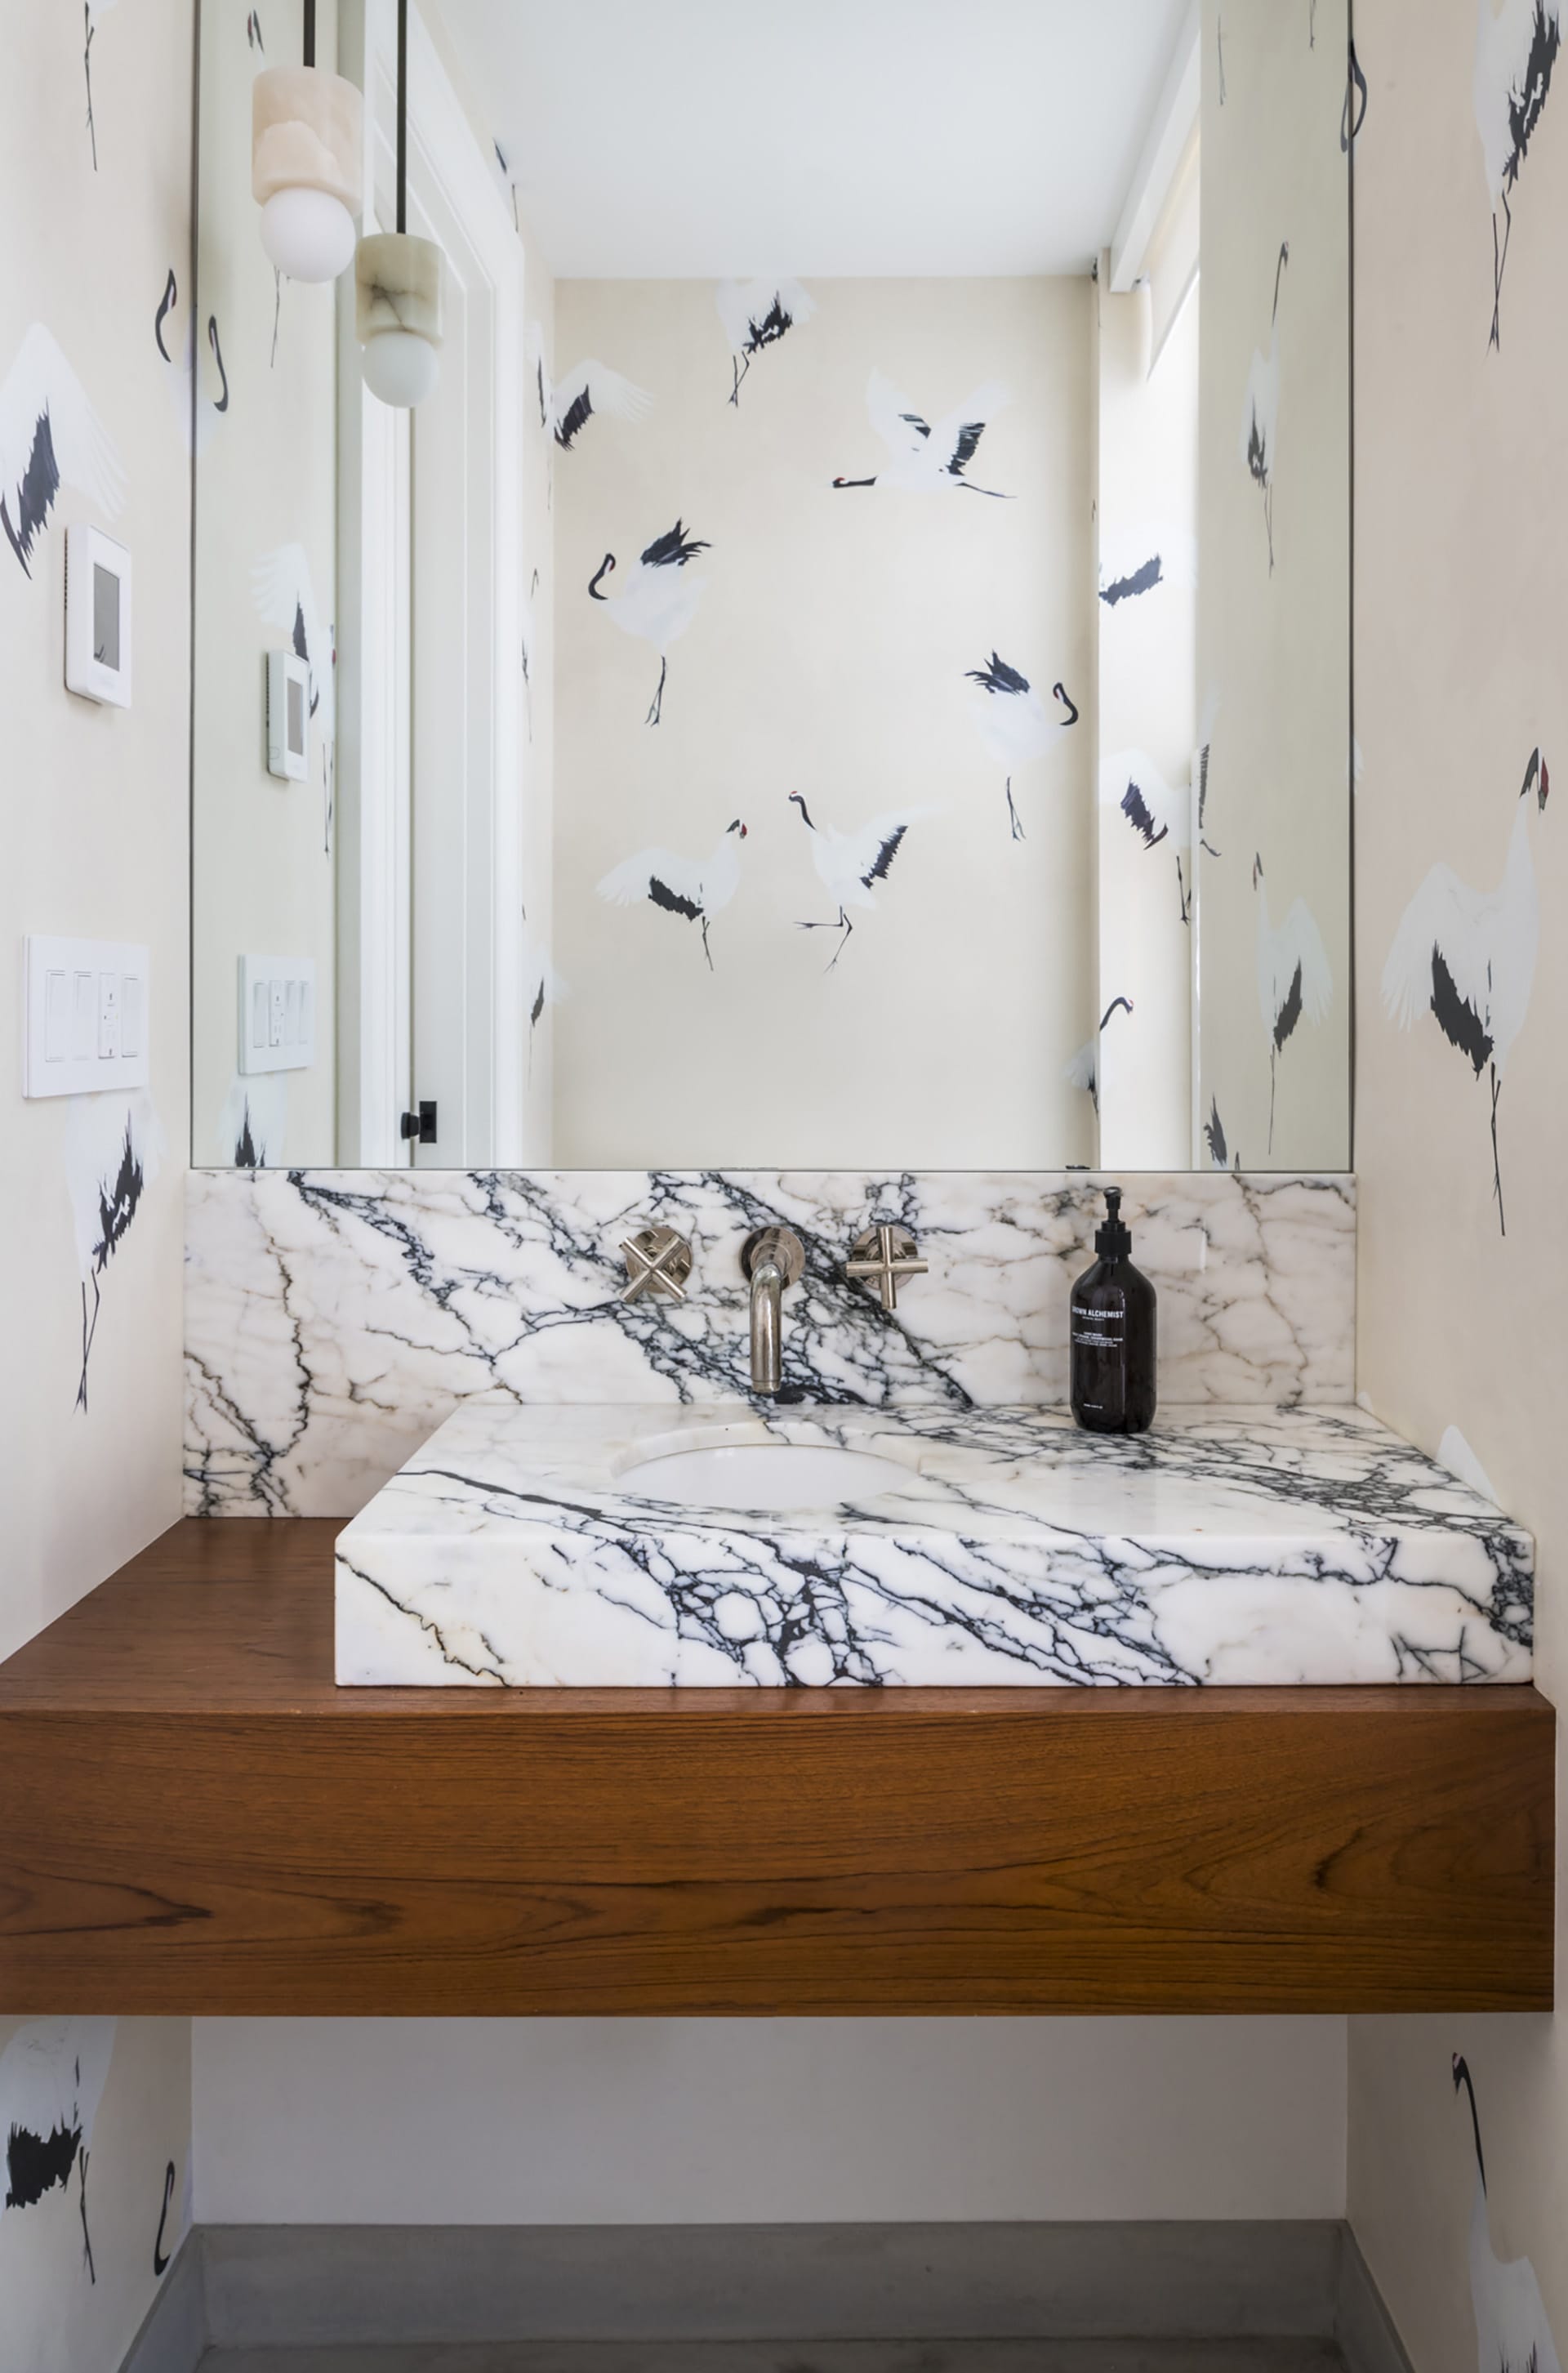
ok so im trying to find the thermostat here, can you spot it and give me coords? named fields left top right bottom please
left=65, top=524, right=131, bottom=707
left=267, top=648, right=310, bottom=781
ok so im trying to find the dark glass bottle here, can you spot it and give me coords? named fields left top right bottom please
left=1070, top=1186, right=1157, bottom=1434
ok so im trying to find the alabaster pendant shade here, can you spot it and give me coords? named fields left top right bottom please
left=252, top=65, right=363, bottom=282
left=357, top=230, right=444, bottom=406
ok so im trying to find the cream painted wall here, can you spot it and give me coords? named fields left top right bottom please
left=0, top=4, right=194, bottom=2366
left=552, top=276, right=1095, bottom=1170
left=1348, top=1, right=1567, bottom=2366
left=191, top=0, right=341, bottom=1166
left=1196, top=0, right=1352, bottom=1172
left=193, top=2016, right=1346, bottom=2225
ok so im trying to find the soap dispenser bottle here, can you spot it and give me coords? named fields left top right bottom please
left=1070, top=1186, right=1156, bottom=1434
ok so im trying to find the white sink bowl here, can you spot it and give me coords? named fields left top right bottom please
left=617, top=1440, right=915, bottom=1512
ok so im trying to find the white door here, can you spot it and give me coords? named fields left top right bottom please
left=351, top=0, right=523, bottom=1167
left=336, top=4, right=411, bottom=1166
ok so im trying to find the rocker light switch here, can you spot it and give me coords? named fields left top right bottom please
left=122, top=972, right=144, bottom=1059
left=43, top=970, right=70, bottom=1061
left=238, top=954, right=317, bottom=1075
left=72, top=972, right=94, bottom=1060
left=24, top=937, right=151, bottom=1097
left=98, top=973, right=120, bottom=1059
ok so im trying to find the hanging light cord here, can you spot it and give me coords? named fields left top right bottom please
left=396, top=0, right=408, bottom=234
left=303, top=0, right=315, bottom=67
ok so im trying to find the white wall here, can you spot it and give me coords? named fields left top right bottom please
left=194, top=2017, right=1345, bottom=2225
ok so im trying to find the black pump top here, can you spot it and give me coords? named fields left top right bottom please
left=1094, top=1185, right=1133, bottom=1259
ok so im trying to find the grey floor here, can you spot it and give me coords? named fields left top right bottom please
left=195, top=2344, right=1350, bottom=2371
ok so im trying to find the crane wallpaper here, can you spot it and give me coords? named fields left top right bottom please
left=189, top=0, right=341, bottom=1168
left=1348, top=0, right=1567, bottom=2367
left=550, top=274, right=1097, bottom=1171
left=1194, top=0, right=1352, bottom=1175
left=0, top=2018, right=192, bottom=2373
left=1, top=4, right=196, bottom=2372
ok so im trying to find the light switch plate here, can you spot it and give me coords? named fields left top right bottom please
left=238, top=953, right=316, bottom=1075
left=24, top=936, right=151, bottom=1096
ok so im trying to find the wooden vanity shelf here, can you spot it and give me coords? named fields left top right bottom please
left=0, top=1520, right=1552, bottom=2016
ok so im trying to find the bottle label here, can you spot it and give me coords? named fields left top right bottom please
left=1071, top=1300, right=1124, bottom=1352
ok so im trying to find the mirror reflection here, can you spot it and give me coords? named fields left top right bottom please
left=191, top=0, right=1351, bottom=1172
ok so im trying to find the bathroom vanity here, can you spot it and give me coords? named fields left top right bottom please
left=0, top=1, right=1552, bottom=2037
left=0, top=1509, right=1551, bottom=2020
left=0, top=1166, right=1549, bottom=2017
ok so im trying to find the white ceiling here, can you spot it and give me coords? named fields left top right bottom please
left=434, top=0, right=1192, bottom=279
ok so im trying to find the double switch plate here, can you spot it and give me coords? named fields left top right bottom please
left=24, top=936, right=151, bottom=1097
left=238, top=952, right=316, bottom=1075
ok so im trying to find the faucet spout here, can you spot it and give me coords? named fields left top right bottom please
left=740, top=1227, right=805, bottom=1396
left=751, top=1260, right=786, bottom=1395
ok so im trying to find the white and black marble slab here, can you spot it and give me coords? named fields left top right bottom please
left=186, top=1169, right=1356, bottom=1517
left=334, top=1399, right=1530, bottom=1688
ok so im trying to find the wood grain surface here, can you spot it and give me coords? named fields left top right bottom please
left=0, top=1520, right=1552, bottom=2014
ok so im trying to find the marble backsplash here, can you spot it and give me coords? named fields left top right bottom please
left=185, top=1168, right=1356, bottom=1517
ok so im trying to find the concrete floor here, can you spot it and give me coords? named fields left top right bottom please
left=197, top=2344, right=1351, bottom=2371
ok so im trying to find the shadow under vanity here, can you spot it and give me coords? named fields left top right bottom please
left=0, top=1169, right=1551, bottom=2018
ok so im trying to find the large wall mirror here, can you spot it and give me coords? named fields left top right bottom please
left=191, top=0, right=1352, bottom=1172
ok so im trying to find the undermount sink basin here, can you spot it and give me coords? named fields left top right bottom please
left=617, top=1440, right=915, bottom=1512
left=333, top=1399, right=1534, bottom=1689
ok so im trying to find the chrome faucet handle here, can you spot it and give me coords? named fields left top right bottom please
left=846, top=1223, right=927, bottom=1313
left=619, top=1224, right=693, bottom=1303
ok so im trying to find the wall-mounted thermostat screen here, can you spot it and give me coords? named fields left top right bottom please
left=267, top=648, right=310, bottom=781
left=93, top=562, right=121, bottom=671
left=65, top=524, right=131, bottom=707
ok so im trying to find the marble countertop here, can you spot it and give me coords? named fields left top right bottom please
left=334, top=1401, right=1534, bottom=1689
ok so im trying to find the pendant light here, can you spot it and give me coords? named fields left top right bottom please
left=252, top=0, right=363, bottom=283
left=356, top=0, right=443, bottom=408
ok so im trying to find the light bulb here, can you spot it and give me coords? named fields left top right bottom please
left=261, top=185, right=357, bottom=283
left=357, top=231, right=444, bottom=408
left=363, top=328, right=440, bottom=408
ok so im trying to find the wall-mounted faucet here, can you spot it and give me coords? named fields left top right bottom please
left=740, top=1227, right=805, bottom=1394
